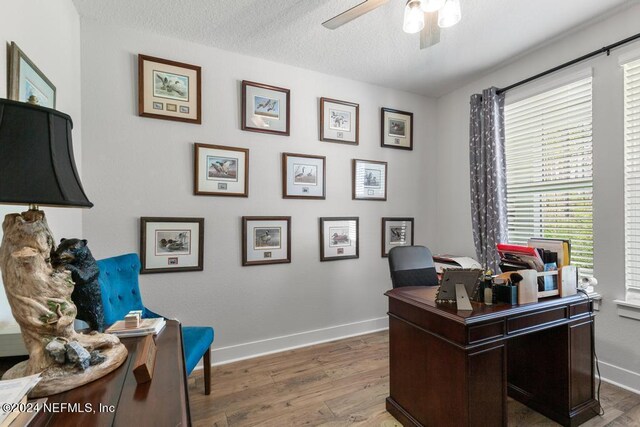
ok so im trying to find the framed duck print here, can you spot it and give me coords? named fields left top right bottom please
left=320, top=97, right=359, bottom=144
left=242, top=216, right=291, bottom=266
left=138, top=54, right=201, bottom=124
left=194, top=143, right=249, bottom=197
left=282, top=153, right=326, bottom=199
left=352, top=159, right=387, bottom=201
left=8, top=42, right=56, bottom=108
left=320, top=217, right=359, bottom=261
left=381, top=107, right=413, bottom=150
left=140, top=217, right=204, bottom=273
left=241, top=80, right=290, bottom=135
left=381, top=217, right=414, bottom=257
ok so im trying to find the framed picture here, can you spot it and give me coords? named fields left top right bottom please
left=194, top=143, right=249, bottom=197
left=320, top=97, right=359, bottom=144
left=282, top=153, right=326, bottom=199
left=8, top=42, right=56, bottom=108
left=138, top=54, right=201, bottom=124
left=381, top=217, right=415, bottom=257
left=242, top=216, right=291, bottom=266
left=320, top=217, right=359, bottom=261
left=140, top=217, right=204, bottom=274
left=241, top=80, right=290, bottom=135
left=381, top=108, right=413, bottom=150
left=352, top=159, right=387, bottom=201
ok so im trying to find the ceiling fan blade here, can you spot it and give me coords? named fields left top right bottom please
left=322, top=0, right=390, bottom=30
left=420, top=12, right=440, bottom=49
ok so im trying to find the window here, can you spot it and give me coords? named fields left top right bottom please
left=504, top=77, right=594, bottom=275
left=624, top=58, right=640, bottom=303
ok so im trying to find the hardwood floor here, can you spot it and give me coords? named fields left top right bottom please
left=189, top=331, right=640, bottom=426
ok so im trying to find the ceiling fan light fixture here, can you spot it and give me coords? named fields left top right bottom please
left=437, top=0, right=461, bottom=28
left=420, top=0, right=446, bottom=13
left=403, top=0, right=425, bottom=34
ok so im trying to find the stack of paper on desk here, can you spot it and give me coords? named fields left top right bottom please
left=497, top=243, right=544, bottom=272
left=433, top=255, right=481, bottom=273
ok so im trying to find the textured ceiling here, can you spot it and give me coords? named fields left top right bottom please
left=72, top=0, right=636, bottom=97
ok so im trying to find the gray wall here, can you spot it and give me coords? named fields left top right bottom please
left=0, top=0, right=83, bottom=327
left=435, top=4, right=640, bottom=391
left=79, top=20, right=437, bottom=363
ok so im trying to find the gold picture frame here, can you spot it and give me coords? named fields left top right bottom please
left=8, top=42, right=56, bottom=108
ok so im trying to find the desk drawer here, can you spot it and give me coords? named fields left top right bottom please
left=507, top=307, right=567, bottom=334
left=388, top=299, right=467, bottom=345
left=569, top=301, right=591, bottom=318
left=468, top=321, right=505, bottom=344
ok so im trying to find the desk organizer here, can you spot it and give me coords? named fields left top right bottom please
left=536, top=265, right=577, bottom=298
left=494, top=284, right=518, bottom=305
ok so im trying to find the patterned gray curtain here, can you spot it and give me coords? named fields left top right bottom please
left=469, top=87, right=508, bottom=272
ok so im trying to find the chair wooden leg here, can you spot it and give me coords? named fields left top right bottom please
left=203, top=346, right=211, bottom=395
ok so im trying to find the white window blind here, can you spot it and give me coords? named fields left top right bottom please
left=624, top=58, right=640, bottom=300
left=504, top=77, right=593, bottom=274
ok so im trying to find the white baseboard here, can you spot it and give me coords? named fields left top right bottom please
left=204, top=316, right=388, bottom=368
left=599, top=360, right=640, bottom=395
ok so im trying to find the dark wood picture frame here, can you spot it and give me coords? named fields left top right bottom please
left=8, top=41, right=56, bottom=108
left=381, top=217, right=415, bottom=257
left=381, top=107, right=413, bottom=150
left=241, top=80, right=290, bottom=136
left=352, top=159, right=388, bottom=201
left=320, top=97, right=359, bottom=145
left=282, top=152, right=326, bottom=199
left=319, top=217, right=359, bottom=261
left=138, top=54, right=202, bottom=124
left=242, top=216, right=292, bottom=266
left=194, top=143, right=249, bottom=197
left=140, top=217, right=205, bottom=274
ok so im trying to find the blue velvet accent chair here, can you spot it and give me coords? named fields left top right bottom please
left=97, top=253, right=214, bottom=394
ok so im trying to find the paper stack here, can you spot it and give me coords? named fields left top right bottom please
left=0, top=374, right=42, bottom=427
left=124, top=310, right=143, bottom=328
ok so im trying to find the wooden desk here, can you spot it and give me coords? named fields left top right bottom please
left=30, top=320, right=191, bottom=427
left=385, top=287, right=599, bottom=427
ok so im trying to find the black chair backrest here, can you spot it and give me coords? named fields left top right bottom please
left=388, top=245, right=439, bottom=288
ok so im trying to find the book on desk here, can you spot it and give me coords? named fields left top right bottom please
left=105, top=317, right=166, bottom=338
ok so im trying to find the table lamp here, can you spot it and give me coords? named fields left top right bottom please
left=0, top=98, right=127, bottom=397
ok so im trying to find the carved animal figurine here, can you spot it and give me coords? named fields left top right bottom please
left=51, top=239, right=105, bottom=332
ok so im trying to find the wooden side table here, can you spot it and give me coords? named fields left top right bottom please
left=30, top=319, right=190, bottom=426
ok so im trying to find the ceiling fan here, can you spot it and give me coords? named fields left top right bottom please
left=322, top=0, right=461, bottom=49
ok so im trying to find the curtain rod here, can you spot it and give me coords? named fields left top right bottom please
left=496, top=31, right=640, bottom=95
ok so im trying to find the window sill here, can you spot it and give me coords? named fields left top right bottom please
left=614, top=299, right=640, bottom=321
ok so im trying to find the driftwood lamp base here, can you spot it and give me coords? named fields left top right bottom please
left=0, top=210, right=127, bottom=397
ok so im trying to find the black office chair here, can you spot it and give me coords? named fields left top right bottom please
left=388, top=245, right=439, bottom=288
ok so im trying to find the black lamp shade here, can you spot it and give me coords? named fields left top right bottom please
left=0, top=98, right=92, bottom=208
